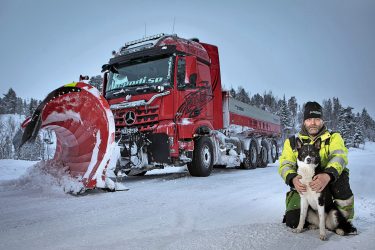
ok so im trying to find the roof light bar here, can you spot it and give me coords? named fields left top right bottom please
left=123, top=33, right=165, bottom=47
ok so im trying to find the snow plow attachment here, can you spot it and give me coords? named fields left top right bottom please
left=21, top=82, right=120, bottom=192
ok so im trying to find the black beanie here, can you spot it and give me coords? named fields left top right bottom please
left=304, top=101, right=323, bottom=120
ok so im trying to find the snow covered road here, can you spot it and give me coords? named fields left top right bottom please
left=1, top=143, right=375, bottom=249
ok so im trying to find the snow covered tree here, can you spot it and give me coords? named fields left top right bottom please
left=322, top=98, right=333, bottom=129
left=287, top=96, right=297, bottom=118
left=17, top=141, right=33, bottom=160
left=23, top=100, right=29, bottom=116
left=332, top=97, right=342, bottom=131
left=279, top=95, right=292, bottom=130
left=251, top=93, right=263, bottom=108
left=353, top=113, right=365, bottom=148
left=0, top=97, right=5, bottom=114
left=229, top=87, right=236, bottom=98
left=276, top=95, right=292, bottom=142
left=29, top=98, right=39, bottom=116
left=337, top=107, right=355, bottom=147
left=263, top=91, right=278, bottom=114
left=2, top=88, right=17, bottom=114
left=296, top=103, right=304, bottom=131
left=33, top=134, right=44, bottom=160
left=287, top=96, right=298, bottom=133
left=0, top=134, right=13, bottom=159
left=0, top=116, right=17, bottom=159
left=89, top=75, right=103, bottom=92
left=361, top=108, right=375, bottom=141
left=235, top=86, right=250, bottom=104
left=15, top=97, right=23, bottom=114
left=17, top=134, right=44, bottom=160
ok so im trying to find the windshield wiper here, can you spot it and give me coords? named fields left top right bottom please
left=113, top=89, right=127, bottom=95
left=135, top=85, right=151, bottom=93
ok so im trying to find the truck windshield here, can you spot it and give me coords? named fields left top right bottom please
left=107, top=56, right=173, bottom=92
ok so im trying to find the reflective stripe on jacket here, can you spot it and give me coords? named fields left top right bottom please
left=278, top=130, right=348, bottom=187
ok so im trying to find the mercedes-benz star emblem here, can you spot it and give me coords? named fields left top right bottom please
left=125, top=111, right=136, bottom=125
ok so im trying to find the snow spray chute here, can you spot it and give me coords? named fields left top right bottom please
left=21, top=82, right=118, bottom=190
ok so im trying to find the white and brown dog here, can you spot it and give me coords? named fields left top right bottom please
left=293, top=137, right=357, bottom=240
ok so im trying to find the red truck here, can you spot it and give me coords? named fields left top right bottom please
left=102, top=33, right=281, bottom=177
left=20, top=34, right=281, bottom=191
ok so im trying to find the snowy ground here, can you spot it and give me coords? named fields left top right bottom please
left=0, top=143, right=374, bottom=250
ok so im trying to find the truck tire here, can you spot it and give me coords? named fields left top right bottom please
left=270, top=139, right=279, bottom=163
left=258, top=140, right=269, bottom=168
left=240, top=139, right=258, bottom=169
left=187, top=136, right=213, bottom=177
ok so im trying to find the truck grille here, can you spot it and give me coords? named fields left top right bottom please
left=113, top=107, right=159, bottom=134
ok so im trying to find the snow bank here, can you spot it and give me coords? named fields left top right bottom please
left=0, top=160, right=84, bottom=194
left=0, top=159, right=38, bottom=181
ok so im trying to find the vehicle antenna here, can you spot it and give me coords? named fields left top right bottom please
left=172, top=17, right=176, bottom=34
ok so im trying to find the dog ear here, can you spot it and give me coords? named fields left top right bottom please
left=314, top=138, right=321, bottom=149
left=296, top=137, right=303, bottom=150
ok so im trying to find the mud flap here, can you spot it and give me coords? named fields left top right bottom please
left=146, top=133, right=171, bottom=164
left=20, top=82, right=119, bottom=191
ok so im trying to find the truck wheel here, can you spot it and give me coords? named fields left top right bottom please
left=258, top=140, right=269, bottom=168
left=240, top=139, right=257, bottom=169
left=270, top=139, right=279, bottom=163
left=187, top=136, right=213, bottom=177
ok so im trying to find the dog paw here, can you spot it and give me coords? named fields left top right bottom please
left=292, top=228, right=303, bottom=233
left=350, top=225, right=358, bottom=235
left=320, top=234, right=327, bottom=241
left=348, top=229, right=358, bottom=235
left=335, top=228, right=345, bottom=236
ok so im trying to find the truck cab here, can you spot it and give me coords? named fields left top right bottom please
left=102, top=34, right=221, bottom=176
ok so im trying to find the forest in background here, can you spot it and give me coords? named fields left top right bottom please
left=1, top=77, right=374, bottom=160
left=228, top=86, right=375, bottom=147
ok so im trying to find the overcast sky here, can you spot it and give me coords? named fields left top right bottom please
left=1, top=0, right=374, bottom=117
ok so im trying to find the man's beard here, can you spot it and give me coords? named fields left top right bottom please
left=308, top=127, right=320, bottom=135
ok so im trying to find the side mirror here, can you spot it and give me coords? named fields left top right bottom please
left=101, top=64, right=118, bottom=73
left=185, top=56, right=197, bottom=87
left=101, top=64, right=110, bottom=73
left=102, top=72, right=108, bottom=96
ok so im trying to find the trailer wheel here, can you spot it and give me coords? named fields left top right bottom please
left=258, top=140, right=269, bottom=168
left=240, top=139, right=257, bottom=169
left=270, top=139, right=279, bottom=163
left=187, top=136, right=213, bottom=177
